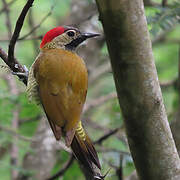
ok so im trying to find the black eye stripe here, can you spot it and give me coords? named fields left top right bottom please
left=67, top=31, right=75, bottom=37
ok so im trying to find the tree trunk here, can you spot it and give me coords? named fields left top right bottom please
left=95, top=0, right=180, bottom=179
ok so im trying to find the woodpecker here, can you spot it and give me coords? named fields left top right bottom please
left=26, top=26, right=102, bottom=177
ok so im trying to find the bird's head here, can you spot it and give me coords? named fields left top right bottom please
left=40, top=26, right=100, bottom=51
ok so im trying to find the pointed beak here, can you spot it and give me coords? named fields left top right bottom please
left=65, top=32, right=100, bottom=50
left=81, top=32, right=100, bottom=39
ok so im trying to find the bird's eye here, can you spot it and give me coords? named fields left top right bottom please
left=67, top=30, right=75, bottom=37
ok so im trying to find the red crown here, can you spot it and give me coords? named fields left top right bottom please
left=40, top=26, right=65, bottom=48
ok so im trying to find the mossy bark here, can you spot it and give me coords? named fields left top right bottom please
left=95, top=0, right=180, bottom=179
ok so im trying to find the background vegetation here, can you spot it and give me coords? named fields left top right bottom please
left=0, top=0, right=179, bottom=179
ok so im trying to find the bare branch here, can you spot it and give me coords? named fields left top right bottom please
left=0, top=35, right=42, bottom=42
left=2, top=0, right=12, bottom=38
left=143, top=0, right=172, bottom=7
left=94, top=128, right=119, bottom=145
left=0, top=46, right=9, bottom=62
left=0, top=124, right=36, bottom=142
left=0, top=0, right=17, bottom=15
left=19, top=114, right=41, bottom=125
left=152, top=27, right=175, bottom=46
left=116, top=154, right=123, bottom=180
left=88, top=61, right=111, bottom=85
left=8, top=0, right=34, bottom=63
left=0, top=0, right=35, bottom=85
left=19, top=5, right=54, bottom=41
left=160, top=79, right=177, bottom=90
left=27, top=9, right=39, bottom=55
left=97, top=147, right=131, bottom=157
left=84, top=92, right=117, bottom=113
left=46, top=155, right=74, bottom=180
left=0, top=46, right=27, bottom=85
left=143, top=0, right=157, bottom=6
left=47, top=121, right=119, bottom=180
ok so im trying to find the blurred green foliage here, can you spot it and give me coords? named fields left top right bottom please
left=0, top=0, right=179, bottom=179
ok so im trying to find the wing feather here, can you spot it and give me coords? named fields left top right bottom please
left=33, top=49, right=88, bottom=142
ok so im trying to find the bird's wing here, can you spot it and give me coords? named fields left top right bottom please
left=40, top=87, right=63, bottom=141
left=26, top=61, right=41, bottom=104
left=33, top=49, right=88, bottom=145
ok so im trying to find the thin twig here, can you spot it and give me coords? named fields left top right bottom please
left=88, top=61, right=111, bottom=85
left=2, top=0, right=12, bottom=38
left=46, top=155, right=74, bottom=180
left=19, top=114, right=41, bottom=125
left=152, top=27, right=175, bottom=46
left=0, top=35, right=42, bottom=42
left=47, top=119, right=117, bottom=180
left=0, top=0, right=17, bottom=15
left=0, top=46, right=27, bottom=85
left=94, top=128, right=119, bottom=145
left=8, top=0, right=34, bottom=63
left=143, top=0, right=157, bottom=6
left=0, top=124, right=36, bottom=142
left=0, top=46, right=9, bottom=61
left=86, top=119, right=127, bottom=144
left=0, top=0, right=35, bottom=85
left=97, top=147, right=131, bottom=157
left=160, top=79, right=177, bottom=90
left=116, top=154, right=123, bottom=180
left=143, top=0, right=172, bottom=7
left=19, top=5, right=54, bottom=41
left=84, top=92, right=117, bottom=113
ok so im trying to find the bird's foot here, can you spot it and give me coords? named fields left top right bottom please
left=12, top=65, right=29, bottom=81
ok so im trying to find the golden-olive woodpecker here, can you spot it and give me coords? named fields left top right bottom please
left=26, top=26, right=101, bottom=175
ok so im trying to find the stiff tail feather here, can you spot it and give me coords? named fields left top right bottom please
left=71, top=122, right=101, bottom=177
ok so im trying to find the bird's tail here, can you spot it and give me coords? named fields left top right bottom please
left=71, top=121, right=102, bottom=177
